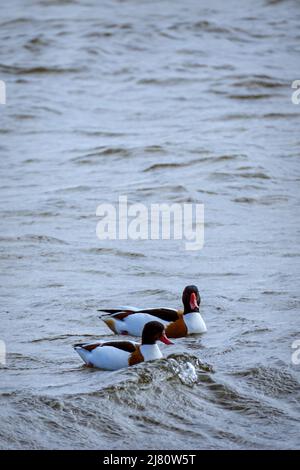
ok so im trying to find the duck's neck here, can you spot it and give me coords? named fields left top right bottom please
left=183, top=307, right=200, bottom=315
left=140, top=343, right=162, bottom=361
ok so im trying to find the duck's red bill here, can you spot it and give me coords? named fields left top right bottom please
left=160, top=333, right=173, bottom=345
left=189, top=292, right=199, bottom=310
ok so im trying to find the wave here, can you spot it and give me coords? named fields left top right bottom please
left=143, top=162, right=193, bottom=172
left=0, top=64, right=82, bottom=75
left=82, top=247, right=146, bottom=259
left=0, top=235, right=68, bottom=245
left=228, top=93, right=276, bottom=100
left=1, top=357, right=295, bottom=449
left=231, top=78, right=286, bottom=89
left=232, top=366, right=300, bottom=398
left=233, top=195, right=288, bottom=205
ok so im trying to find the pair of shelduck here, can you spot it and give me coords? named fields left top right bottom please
left=74, top=285, right=206, bottom=370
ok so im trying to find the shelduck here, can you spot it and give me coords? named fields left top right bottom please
left=98, top=285, right=207, bottom=338
left=74, top=321, right=173, bottom=370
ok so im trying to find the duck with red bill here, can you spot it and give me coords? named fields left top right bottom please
left=99, top=285, right=207, bottom=338
left=74, top=321, right=172, bottom=370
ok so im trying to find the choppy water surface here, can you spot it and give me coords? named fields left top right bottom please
left=1, top=0, right=300, bottom=450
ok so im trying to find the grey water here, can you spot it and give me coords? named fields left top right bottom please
left=0, top=0, right=300, bottom=450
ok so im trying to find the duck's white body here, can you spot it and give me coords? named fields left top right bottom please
left=74, top=342, right=163, bottom=371
left=109, top=313, right=169, bottom=336
left=75, top=343, right=133, bottom=370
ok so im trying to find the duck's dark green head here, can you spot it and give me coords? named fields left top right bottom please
left=142, top=321, right=173, bottom=345
left=182, top=285, right=201, bottom=314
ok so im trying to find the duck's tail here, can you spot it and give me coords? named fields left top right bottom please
left=101, top=315, right=118, bottom=334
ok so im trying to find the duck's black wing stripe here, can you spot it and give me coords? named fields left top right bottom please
left=101, top=341, right=137, bottom=353
left=136, top=308, right=180, bottom=322
left=98, top=307, right=180, bottom=322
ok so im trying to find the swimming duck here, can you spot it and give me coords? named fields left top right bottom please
left=74, top=321, right=172, bottom=370
left=98, top=285, right=207, bottom=338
